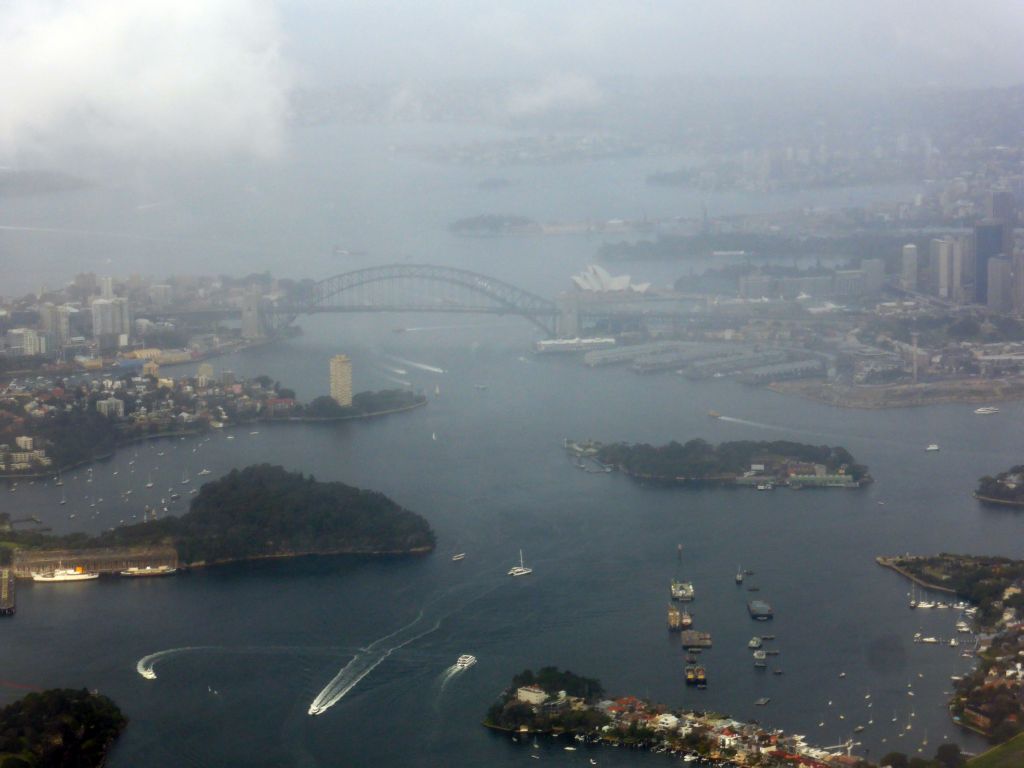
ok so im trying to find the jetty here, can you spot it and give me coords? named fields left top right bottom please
left=12, top=546, right=179, bottom=579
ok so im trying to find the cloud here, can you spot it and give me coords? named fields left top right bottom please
left=0, top=0, right=292, bottom=158
left=506, top=74, right=604, bottom=118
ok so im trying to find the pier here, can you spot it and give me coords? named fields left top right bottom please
left=12, top=546, right=179, bottom=578
left=1, top=568, right=14, bottom=615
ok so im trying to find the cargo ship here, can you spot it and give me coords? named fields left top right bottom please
left=748, top=599, right=774, bottom=620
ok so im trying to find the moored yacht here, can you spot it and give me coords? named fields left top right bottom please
left=508, top=550, right=532, bottom=577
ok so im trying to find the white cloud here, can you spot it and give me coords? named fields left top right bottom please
left=0, top=0, right=292, bottom=158
left=506, top=73, right=604, bottom=118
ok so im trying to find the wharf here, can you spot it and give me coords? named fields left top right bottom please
left=680, top=630, right=712, bottom=648
left=12, top=546, right=179, bottom=578
left=0, top=568, right=14, bottom=615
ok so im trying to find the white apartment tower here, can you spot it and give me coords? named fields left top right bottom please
left=330, top=354, right=353, bottom=407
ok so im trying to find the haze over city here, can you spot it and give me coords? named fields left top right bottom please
left=1, top=3, right=1024, bottom=768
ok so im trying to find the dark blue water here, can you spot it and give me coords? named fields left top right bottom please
left=2, top=314, right=1018, bottom=765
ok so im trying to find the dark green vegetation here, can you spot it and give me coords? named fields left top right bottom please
left=596, top=439, right=866, bottom=482
left=893, top=554, right=1024, bottom=626
left=880, top=745, right=967, bottom=768
left=485, top=668, right=607, bottom=733
left=969, top=732, right=1024, bottom=767
left=977, top=467, right=1024, bottom=506
left=3, top=465, right=435, bottom=564
left=0, top=689, right=126, bottom=768
left=859, top=314, right=1024, bottom=351
left=302, top=390, right=426, bottom=419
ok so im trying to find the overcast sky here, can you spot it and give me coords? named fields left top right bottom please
left=284, top=1, right=1024, bottom=87
left=1, top=1, right=1022, bottom=159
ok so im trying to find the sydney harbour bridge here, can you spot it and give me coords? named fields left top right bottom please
left=156, top=264, right=703, bottom=339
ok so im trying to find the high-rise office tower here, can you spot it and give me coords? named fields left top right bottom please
left=987, top=257, right=1013, bottom=314
left=900, top=244, right=918, bottom=291
left=974, top=220, right=1007, bottom=305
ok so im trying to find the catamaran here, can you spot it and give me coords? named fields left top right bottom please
left=508, top=550, right=532, bottom=577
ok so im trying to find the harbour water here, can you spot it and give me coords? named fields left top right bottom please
left=2, top=315, right=1020, bottom=765
left=0, top=122, right=1008, bottom=765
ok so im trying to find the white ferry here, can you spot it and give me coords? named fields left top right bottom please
left=455, top=654, right=477, bottom=670
left=974, top=406, right=999, bottom=415
left=32, top=567, right=99, bottom=583
left=925, top=444, right=940, bottom=452
left=120, top=565, right=177, bottom=577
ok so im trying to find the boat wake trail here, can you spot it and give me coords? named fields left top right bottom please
left=308, top=611, right=442, bottom=716
left=309, top=580, right=503, bottom=717
left=136, top=646, right=217, bottom=680
left=136, top=645, right=352, bottom=681
left=386, top=355, right=445, bottom=375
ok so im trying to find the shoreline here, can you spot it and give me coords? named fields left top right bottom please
left=768, top=378, right=1024, bottom=410
left=973, top=493, right=1024, bottom=508
left=874, top=556, right=958, bottom=594
left=0, top=400, right=426, bottom=481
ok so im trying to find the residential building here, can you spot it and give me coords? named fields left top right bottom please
left=330, top=354, right=353, bottom=407
left=96, top=397, right=125, bottom=418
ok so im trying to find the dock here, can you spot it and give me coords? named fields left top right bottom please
left=12, top=545, right=179, bottom=578
left=0, top=568, right=14, bottom=615
left=680, top=630, right=713, bottom=648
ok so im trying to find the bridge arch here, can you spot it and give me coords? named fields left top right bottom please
left=279, top=264, right=560, bottom=336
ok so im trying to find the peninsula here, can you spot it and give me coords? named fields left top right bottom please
left=878, top=554, right=1024, bottom=743
left=483, top=667, right=956, bottom=767
left=4, top=465, right=435, bottom=572
left=566, top=438, right=867, bottom=488
left=975, top=467, right=1024, bottom=507
left=0, top=688, right=126, bottom=768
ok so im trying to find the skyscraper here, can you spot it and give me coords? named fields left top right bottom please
left=330, top=355, right=353, bottom=407
left=929, top=238, right=953, bottom=298
left=900, top=244, right=918, bottom=291
left=974, top=220, right=1007, bottom=305
left=987, top=257, right=1013, bottom=314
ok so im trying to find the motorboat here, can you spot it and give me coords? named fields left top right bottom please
left=925, top=444, right=939, bottom=452
left=974, top=406, right=999, bottom=415
left=451, top=553, right=466, bottom=561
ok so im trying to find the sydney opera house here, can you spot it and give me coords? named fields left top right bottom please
left=570, top=264, right=650, bottom=294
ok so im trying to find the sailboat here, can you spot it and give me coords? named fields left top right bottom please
left=508, top=550, right=532, bottom=577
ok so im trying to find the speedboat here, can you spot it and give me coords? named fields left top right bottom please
left=451, top=553, right=466, bottom=561
left=455, top=654, right=477, bottom=670
left=508, top=550, right=532, bottom=577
